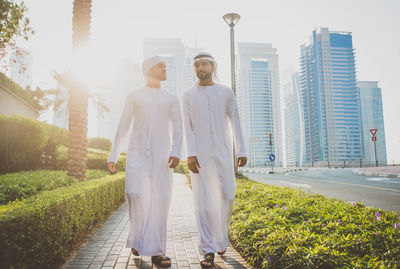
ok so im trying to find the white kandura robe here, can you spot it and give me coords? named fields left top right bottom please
left=182, top=83, right=247, bottom=255
left=108, top=86, right=183, bottom=256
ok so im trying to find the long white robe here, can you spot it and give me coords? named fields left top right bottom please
left=182, top=83, right=246, bottom=255
left=108, top=86, right=183, bottom=256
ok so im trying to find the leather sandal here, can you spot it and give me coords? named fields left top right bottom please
left=131, top=248, right=140, bottom=256
left=151, top=255, right=171, bottom=267
left=217, top=249, right=226, bottom=255
left=201, top=253, right=215, bottom=268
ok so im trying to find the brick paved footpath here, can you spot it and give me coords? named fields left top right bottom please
left=63, top=173, right=250, bottom=269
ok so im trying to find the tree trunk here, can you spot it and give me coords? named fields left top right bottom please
left=67, top=0, right=92, bottom=181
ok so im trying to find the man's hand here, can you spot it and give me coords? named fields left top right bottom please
left=107, top=162, right=117, bottom=174
left=187, top=156, right=200, bottom=173
left=237, top=157, right=247, bottom=167
left=168, top=156, right=180, bottom=168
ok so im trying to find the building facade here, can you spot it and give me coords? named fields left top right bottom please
left=0, top=84, right=39, bottom=118
left=237, top=42, right=282, bottom=167
left=283, top=68, right=304, bottom=167
left=358, top=81, right=387, bottom=166
left=300, top=28, right=363, bottom=166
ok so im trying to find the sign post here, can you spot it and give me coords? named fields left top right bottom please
left=370, top=129, right=378, bottom=167
left=269, top=133, right=274, bottom=173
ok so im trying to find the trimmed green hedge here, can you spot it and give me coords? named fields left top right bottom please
left=0, top=170, right=108, bottom=205
left=86, top=147, right=126, bottom=171
left=0, top=173, right=125, bottom=268
left=53, top=146, right=126, bottom=171
left=230, top=177, right=400, bottom=268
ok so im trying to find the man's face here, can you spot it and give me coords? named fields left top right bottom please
left=148, top=62, right=167, bottom=81
left=194, top=60, right=214, bottom=80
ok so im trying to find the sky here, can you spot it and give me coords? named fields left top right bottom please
left=10, top=0, right=400, bottom=162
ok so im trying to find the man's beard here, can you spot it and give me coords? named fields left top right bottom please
left=196, top=71, right=212, bottom=80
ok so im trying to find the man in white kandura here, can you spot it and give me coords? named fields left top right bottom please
left=182, top=52, right=247, bottom=268
left=107, top=56, right=183, bottom=267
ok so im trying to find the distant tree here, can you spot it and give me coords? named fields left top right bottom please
left=47, top=71, right=110, bottom=120
left=0, top=0, right=33, bottom=71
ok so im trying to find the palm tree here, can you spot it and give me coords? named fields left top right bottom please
left=68, top=0, right=92, bottom=180
left=46, top=73, right=110, bottom=123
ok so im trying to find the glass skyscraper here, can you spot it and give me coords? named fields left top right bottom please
left=358, top=81, right=387, bottom=166
left=283, top=68, right=304, bottom=167
left=300, top=28, right=363, bottom=166
left=238, top=43, right=282, bottom=167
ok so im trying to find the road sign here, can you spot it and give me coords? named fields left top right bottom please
left=370, top=129, right=377, bottom=136
left=372, top=136, right=377, bottom=141
left=269, top=154, right=276, bottom=162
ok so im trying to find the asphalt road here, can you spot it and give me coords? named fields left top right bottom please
left=243, top=168, right=400, bottom=212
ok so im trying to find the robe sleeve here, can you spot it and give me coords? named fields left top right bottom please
left=169, top=96, right=183, bottom=159
left=107, top=92, right=135, bottom=163
left=227, top=90, right=247, bottom=158
left=182, top=91, right=198, bottom=157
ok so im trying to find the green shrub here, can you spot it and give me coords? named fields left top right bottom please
left=0, top=170, right=76, bottom=205
left=41, top=124, right=68, bottom=170
left=174, top=160, right=191, bottom=187
left=0, top=173, right=125, bottom=268
left=230, top=178, right=400, bottom=268
left=88, top=137, right=112, bottom=151
left=55, top=145, right=68, bottom=170
left=0, top=170, right=108, bottom=205
left=0, top=114, right=68, bottom=173
left=0, top=115, right=48, bottom=173
left=174, top=160, right=189, bottom=175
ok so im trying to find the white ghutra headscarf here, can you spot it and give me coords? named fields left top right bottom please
left=193, top=52, right=219, bottom=82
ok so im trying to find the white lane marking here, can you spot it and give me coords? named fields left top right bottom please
left=286, top=174, right=400, bottom=192
left=366, top=178, right=400, bottom=184
left=367, top=177, right=390, bottom=181
left=279, top=180, right=312, bottom=188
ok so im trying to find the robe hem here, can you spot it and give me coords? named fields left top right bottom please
left=126, top=241, right=166, bottom=256
left=199, top=239, right=229, bottom=256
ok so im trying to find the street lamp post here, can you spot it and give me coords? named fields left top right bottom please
left=223, top=13, right=241, bottom=173
left=223, top=13, right=241, bottom=96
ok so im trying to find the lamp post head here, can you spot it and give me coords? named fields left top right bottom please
left=223, top=13, right=241, bottom=27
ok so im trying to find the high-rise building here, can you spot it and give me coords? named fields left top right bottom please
left=283, top=67, right=304, bottom=167
left=358, top=81, right=387, bottom=166
left=8, top=49, right=32, bottom=89
left=237, top=42, right=282, bottom=167
left=300, top=28, right=363, bottom=166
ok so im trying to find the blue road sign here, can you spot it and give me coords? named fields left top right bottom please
left=269, top=154, right=276, bottom=162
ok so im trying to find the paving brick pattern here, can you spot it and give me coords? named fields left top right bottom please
left=63, top=174, right=250, bottom=269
